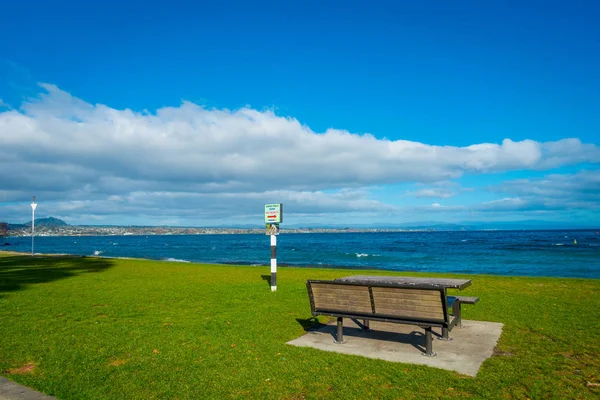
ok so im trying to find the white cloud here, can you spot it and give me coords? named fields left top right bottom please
left=417, top=203, right=467, bottom=212
left=0, top=84, right=599, bottom=224
left=404, top=181, right=474, bottom=199
left=0, top=187, right=396, bottom=225
left=411, top=188, right=455, bottom=198
left=394, top=171, right=600, bottom=220
left=478, top=197, right=530, bottom=211
left=488, top=170, right=600, bottom=211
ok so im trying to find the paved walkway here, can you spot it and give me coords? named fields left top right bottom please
left=0, top=377, right=56, bottom=400
left=288, top=319, right=504, bottom=376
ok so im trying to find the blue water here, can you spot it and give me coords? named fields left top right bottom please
left=5, top=230, right=600, bottom=278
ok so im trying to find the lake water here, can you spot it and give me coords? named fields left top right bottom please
left=5, top=230, right=600, bottom=278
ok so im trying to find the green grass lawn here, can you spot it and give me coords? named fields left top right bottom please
left=0, top=253, right=599, bottom=399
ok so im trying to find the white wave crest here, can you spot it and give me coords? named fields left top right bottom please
left=164, top=257, right=191, bottom=263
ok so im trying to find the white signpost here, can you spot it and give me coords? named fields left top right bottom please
left=265, top=204, right=283, bottom=291
left=31, top=196, right=37, bottom=256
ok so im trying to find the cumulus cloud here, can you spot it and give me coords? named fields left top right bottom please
left=410, top=203, right=467, bottom=213
left=410, top=188, right=456, bottom=199
left=1, top=84, right=599, bottom=224
left=399, top=171, right=600, bottom=217
left=0, top=187, right=396, bottom=225
left=404, top=181, right=473, bottom=199
left=477, top=197, right=534, bottom=212
left=488, top=170, right=600, bottom=211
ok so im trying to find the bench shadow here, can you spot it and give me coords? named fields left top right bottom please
left=0, top=255, right=114, bottom=298
left=296, top=317, right=327, bottom=331
left=319, top=319, right=429, bottom=354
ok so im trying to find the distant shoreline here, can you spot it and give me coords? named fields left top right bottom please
left=5, top=227, right=599, bottom=238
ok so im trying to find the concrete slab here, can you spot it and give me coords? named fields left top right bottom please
left=0, top=377, right=55, bottom=400
left=287, top=319, right=503, bottom=376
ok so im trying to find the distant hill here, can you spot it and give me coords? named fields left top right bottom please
left=23, top=217, right=69, bottom=228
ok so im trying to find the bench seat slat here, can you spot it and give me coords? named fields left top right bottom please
left=370, top=297, right=443, bottom=307
left=312, top=287, right=370, bottom=294
left=313, top=299, right=372, bottom=307
left=372, top=286, right=442, bottom=297
left=454, top=296, right=479, bottom=304
left=375, top=303, right=445, bottom=314
left=372, top=290, right=441, bottom=301
left=379, top=302, right=444, bottom=311
left=312, top=284, right=369, bottom=293
left=376, top=307, right=444, bottom=320
left=311, top=290, right=370, bottom=299
left=312, top=294, right=371, bottom=303
left=372, top=292, right=440, bottom=302
left=447, top=296, right=479, bottom=307
left=316, top=306, right=373, bottom=314
left=314, top=299, right=372, bottom=310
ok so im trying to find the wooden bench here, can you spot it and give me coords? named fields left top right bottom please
left=306, top=280, right=462, bottom=356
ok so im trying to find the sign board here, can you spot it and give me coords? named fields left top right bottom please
left=264, top=203, right=283, bottom=223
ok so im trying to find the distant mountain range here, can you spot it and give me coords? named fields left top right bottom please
left=3, top=217, right=598, bottom=231
left=8, top=217, right=69, bottom=229
left=292, top=220, right=598, bottom=230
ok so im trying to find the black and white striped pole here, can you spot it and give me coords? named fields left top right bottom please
left=270, top=234, right=277, bottom=291
left=31, top=196, right=37, bottom=257
left=265, top=203, right=282, bottom=292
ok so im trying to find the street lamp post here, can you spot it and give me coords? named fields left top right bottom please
left=31, top=196, right=37, bottom=256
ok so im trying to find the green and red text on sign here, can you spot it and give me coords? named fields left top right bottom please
left=264, top=203, right=283, bottom=223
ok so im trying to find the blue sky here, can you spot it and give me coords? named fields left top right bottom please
left=0, top=0, right=599, bottom=227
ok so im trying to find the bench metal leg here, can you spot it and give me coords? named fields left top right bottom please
left=452, top=299, right=463, bottom=327
left=363, top=319, right=370, bottom=331
left=334, top=317, right=345, bottom=344
left=440, top=326, right=452, bottom=341
left=423, top=327, right=436, bottom=357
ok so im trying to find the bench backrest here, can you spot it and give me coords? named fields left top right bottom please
left=306, top=280, right=448, bottom=325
